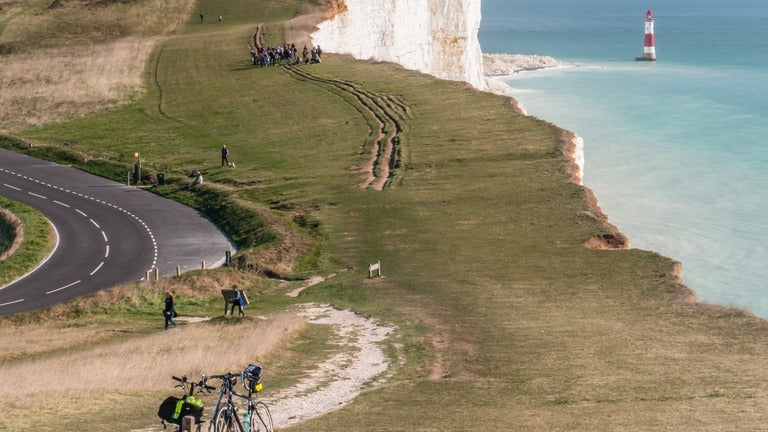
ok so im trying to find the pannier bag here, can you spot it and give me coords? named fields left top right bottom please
left=157, top=395, right=204, bottom=425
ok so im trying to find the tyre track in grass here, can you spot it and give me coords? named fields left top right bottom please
left=282, top=65, right=411, bottom=190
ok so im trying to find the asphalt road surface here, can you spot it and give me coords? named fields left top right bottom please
left=0, top=149, right=234, bottom=315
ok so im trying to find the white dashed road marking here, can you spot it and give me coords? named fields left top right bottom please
left=46, top=280, right=81, bottom=295
left=1, top=168, right=160, bottom=282
left=0, top=299, right=24, bottom=307
left=90, top=262, right=104, bottom=276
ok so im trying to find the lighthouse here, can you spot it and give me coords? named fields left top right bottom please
left=636, top=10, right=656, bottom=61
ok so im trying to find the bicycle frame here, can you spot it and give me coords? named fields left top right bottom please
left=209, top=373, right=275, bottom=432
left=208, top=373, right=243, bottom=432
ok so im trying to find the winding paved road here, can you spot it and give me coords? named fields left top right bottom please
left=0, top=149, right=234, bottom=315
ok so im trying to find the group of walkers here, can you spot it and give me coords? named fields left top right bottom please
left=250, top=43, right=322, bottom=67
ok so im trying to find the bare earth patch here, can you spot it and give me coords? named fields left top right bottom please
left=285, top=275, right=329, bottom=297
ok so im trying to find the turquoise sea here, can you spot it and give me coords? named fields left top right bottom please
left=479, top=1, right=768, bottom=316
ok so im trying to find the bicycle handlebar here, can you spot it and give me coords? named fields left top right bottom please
left=170, top=375, right=216, bottom=394
left=207, top=373, right=238, bottom=383
left=172, top=370, right=258, bottom=397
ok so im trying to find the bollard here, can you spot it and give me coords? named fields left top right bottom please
left=225, top=250, right=232, bottom=267
left=176, top=266, right=181, bottom=277
left=145, top=270, right=150, bottom=281
left=202, top=260, right=206, bottom=270
left=154, top=268, right=159, bottom=281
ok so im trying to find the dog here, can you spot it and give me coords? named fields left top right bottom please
left=227, top=161, right=236, bottom=169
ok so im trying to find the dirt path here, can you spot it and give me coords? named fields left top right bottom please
left=132, top=303, right=394, bottom=431
left=268, top=304, right=394, bottom=428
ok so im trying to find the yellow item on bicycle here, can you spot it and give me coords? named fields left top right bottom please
left=243, top=364, right=263, bottom=392
left=167, top=395, right=203, bottom=422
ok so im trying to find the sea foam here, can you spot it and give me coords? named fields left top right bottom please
left=483, top=53, right=563, bottom=76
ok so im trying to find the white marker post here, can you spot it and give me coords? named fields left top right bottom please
left=368, top=260, right=382, bottom=278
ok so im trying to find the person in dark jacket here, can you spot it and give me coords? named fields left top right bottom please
left=164, top=292, right=177, bottom=330
left=221, top=144, right=230, bottom=167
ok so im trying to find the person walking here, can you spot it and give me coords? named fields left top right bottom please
left=221, top=144, right=229, bottom=167
left=163, top=292, right=177, bottom=330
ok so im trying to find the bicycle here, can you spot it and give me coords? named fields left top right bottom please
left=158, top=375, right=216, bottom=431
left=207, top=364, right=274, bottom=432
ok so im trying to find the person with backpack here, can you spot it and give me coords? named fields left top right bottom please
left=164, top=292, right=177, bottom=329
left=230, top=287, right=246, bottom=317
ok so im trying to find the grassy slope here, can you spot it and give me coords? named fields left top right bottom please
left=0, top=197, right=54, bottom=286
left=8, top=1, right=768, bottom=431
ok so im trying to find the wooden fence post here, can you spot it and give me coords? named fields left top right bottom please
left=181, top=415, right=195, bottom=432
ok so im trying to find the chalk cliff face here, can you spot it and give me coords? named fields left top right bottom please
left=311, top=0, right=486, bottom=90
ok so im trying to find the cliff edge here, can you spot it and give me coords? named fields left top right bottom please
left=311, top=0, right=486, bottom=90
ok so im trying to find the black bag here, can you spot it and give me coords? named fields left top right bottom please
left=158, top=395, right=203, bottom=425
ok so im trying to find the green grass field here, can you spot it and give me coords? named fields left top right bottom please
left=4, top=0, right=768, bottom=430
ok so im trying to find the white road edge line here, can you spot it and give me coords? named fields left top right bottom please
left=53, top=200, right=70, bottom=208
left=105, top=245, right=110, bottom=258
left=2, top=184, right=21, bottom=191
left=46, top=280, right=81, bottom=295
left=28, top=192, right=47, bottom=199
left=90, top=219, right=101, bottom=229
left=76, top=209, right=87, bottom=217
left=101, top=230, right=108, bottom=242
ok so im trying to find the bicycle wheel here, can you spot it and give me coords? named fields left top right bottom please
left=212, top=405, right=238, bottom=432
left=251, top=402, right=274, bottom=432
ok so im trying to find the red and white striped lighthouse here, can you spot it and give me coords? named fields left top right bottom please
left=637, top=10, right=656, bottom=61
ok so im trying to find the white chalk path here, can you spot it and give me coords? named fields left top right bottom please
left=134, top=303, right=394, bottom=431
left=268, top=303, right=394, bottom=428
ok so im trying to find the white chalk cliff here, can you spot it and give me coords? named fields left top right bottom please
left=311, top=0, right=486, bottom=90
